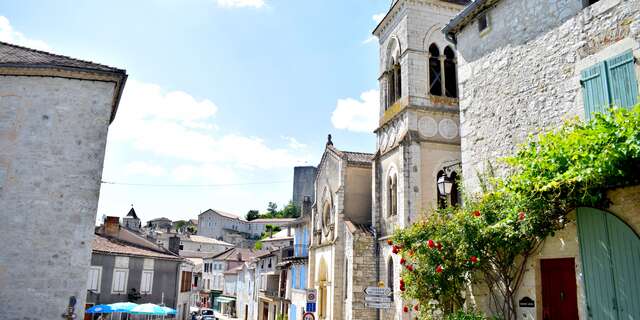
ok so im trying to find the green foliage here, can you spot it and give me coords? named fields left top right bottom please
left=246, top=210, right=260, bottom=221
left=267, top=202, right=278, bottom=215
left=254, top=241, right=263, bottom=250
left=444, top=310, right=490, bottom=320
left=258, top=201, right=299, bottom=219
left=393, top=105, right=640, bottom=319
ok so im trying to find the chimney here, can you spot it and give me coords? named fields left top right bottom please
left=302, top=196, right=312, bottom=217
left=168, top=236, right=181, bottom=255
left=237, top=252, right=242, bottom=261
left=287, top=225, right=291, bottom=237
left=104, top=216, right=120, bottom=237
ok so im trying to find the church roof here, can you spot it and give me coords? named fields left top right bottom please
left=0, top=41, right=127, bottom=123
left=374, top=0, right=472, bottom=36
left=126, top=208, right=139, bottom=219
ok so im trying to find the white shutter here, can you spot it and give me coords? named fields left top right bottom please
left=112, top=269, right=128, bottom=293
left=87, top=266, right=101, bottom=292
left=140, top=270, right=154, bottom=294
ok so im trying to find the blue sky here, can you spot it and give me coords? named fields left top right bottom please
left=1, top=0, right=390, bottom=222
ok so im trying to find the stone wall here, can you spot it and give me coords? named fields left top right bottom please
left=344, top=227, right=377, bottom=320
left=456, top=0, right=640, bottom=192
left=293, top=166, right=317, bottom=210
left=0, top=76, right=115, bottom=319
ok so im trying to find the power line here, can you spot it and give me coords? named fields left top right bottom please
left=100, top=180, right=291, bottom=188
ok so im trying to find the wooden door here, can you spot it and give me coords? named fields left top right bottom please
left=541, top=258, right=579, bottom=320
left=262, top=304, right=269, bottom=320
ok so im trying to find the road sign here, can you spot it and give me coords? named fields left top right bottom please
left=306, top=289, right=317, bottom=303
left=365, top=295, right=393, bottom=303
left=303, top=312, right=315, bottom=320
left=365, top=302, right=392, bottom=309
left=306, top=302, right=316, bottom=313
left=364, top=287, right=391, bottom=296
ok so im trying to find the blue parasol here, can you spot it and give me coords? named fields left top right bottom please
left=86, top=304, right=114, bottom=313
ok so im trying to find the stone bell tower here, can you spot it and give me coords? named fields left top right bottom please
left=371, top=0, right=468, bottom=319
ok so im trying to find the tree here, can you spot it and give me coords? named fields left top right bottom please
left=246, top=210, right=260, bottom=221
left=279, top=201, right=299, bottom=218
left=174, top=220, right=187, bottom=233
left=267, top=202, right=278, bottom=215
left=254, top=241, right=263, bottom=250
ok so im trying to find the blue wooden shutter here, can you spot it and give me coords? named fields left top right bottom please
left=605, top=211, right=640, bottom=319
left=581, top=62, right=611, bottom=120
left=606, top=50, right=638, bottom=110
left=292, top=265, right=297, bottom=289
left=300, top=265, right=306, bottom=289
left=577, top=208, right=617, bottom=319
left=290, top=304, right=296, bottom=320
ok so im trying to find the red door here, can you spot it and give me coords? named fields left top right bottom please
left=541, top=258, right=579, bottom=320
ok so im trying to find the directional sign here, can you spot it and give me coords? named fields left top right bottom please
left=365, top=295, right=393, bottom=303
left=364, top=287, right=391, bottom=296
left=303, top=312, right=315, bottom=320
left=306, top=289, right=317, bottom=303
left=306, top=302, right=316, bottom=313
left=365, top=302, right=392, bottom=309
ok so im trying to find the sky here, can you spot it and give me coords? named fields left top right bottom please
left=1, top=0, right=391, bottom=222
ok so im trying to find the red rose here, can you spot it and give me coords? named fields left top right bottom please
left=436, top=265, right=443, bottom=273
left=392, top=246, right=399, bottom=254
left=414, top=305, right=419, bottom=311
left=400, top=258, right=406, bottom=265
left=387, top=239, right=393, bottom=246
left=470, top=256, right=478, bottom=263
left=403, top=306, right=409, bottom=313
left=399, top=278, right=404, bottom=286
left=473, top=210, right=481, bottom=217
left=436, top=242, right=443, bottom=251
left=400, top=284, right=405, bottom=292
left=518, top=212, right=526, bottom=221
left=427, top=239, right=435, bottom=248
left=406, top=265, right=414, bottom=272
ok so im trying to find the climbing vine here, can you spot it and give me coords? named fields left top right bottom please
left=391, top=105, right=640, bottom=319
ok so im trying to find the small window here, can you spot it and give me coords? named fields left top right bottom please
left=478, top=13, right=489, bottom=33
left=112, top=268, right=128, bottom=294
left=140, top=270, right=154, bottom=294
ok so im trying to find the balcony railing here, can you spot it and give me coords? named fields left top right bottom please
left=282, top=244, right=309, bottom=260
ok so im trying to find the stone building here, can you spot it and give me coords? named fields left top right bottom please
left=292, top=166, right=317, bottom=209
left=308, top=139, right=375, bottom=320
left=371, top=1, right=468, bottom=319
left=0, top=41, right=127, bottom=319
left=123, top=207, right=142, bottom=231
left=443, top=0, right=640, bottom=318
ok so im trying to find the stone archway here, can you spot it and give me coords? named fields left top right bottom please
left=577, top=207, right=640, bottom=319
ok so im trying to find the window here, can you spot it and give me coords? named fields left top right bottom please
left=386, top=59, right=402, bottom=109
left=581, top=50, right=638, bottom=119
left=477, top=12, right=489, bottom=33
left=87, top=266, right=102, bottom=293
left=443, top=47, right=458, bottom=98
left=111, top=268, right=128, bottom=294
left=180, top=271, right=193, bottom=292
left=140, top=270, right=154, bottom=294
left=387, top=258, right=394, bottom=300
left=429, top=44, right=442, bottom=96
left=387, top=173, right=397, bottom=216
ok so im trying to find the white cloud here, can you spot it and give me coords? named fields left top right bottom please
left=216, top=0, right=265, bottom=8
left=282, top=136, right=307, bottom=150
left=125, top=162, right=167, bottom=177
left=372, top=13, right=385, bottom=24
left=331, top=90, right=379, bottom=133
left=109, top=79, right=310, bottom=179
left=362, top=35, right=378, bottom=45
left=0, top=16, right=51, bottom=51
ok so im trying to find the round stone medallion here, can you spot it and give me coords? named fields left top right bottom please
left=418, top=116, right=438, bottom=138
left=438, top=118, right=458, bottom=139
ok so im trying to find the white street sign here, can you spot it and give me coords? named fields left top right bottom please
left=306, top=289, right=317, bottom=303
left=364, top=287, right=391, bottom=296
left=365, top=296, right=393, bottom=303
left=365, top=302, right=392, bottom=309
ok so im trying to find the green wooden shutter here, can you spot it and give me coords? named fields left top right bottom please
left=606, top=212, right=640, bottom=319
left=606, top=50, right=639, bottom=110
left=581, top=62, right=611, bottom=120
left=577, top=208, right=617, bottom=320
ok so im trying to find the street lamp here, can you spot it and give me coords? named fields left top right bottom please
left=437, top=174, right=453, bottom=196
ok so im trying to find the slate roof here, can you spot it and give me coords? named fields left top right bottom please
left=208, top=247, right=268, bottom=261
left=126, top=208, right=139, bottom=219
left=0, top=41, right=125, bottom=73
left=93, top=234, right=181, bottom=260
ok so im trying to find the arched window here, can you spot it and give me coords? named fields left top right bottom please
left=386, top=58, right=402, bottom=109
left=388, top=173, right=397, bottom=216
left=449, top=172, right=461, bottom=207
left=436, top=170, right=447, bottom=209
left=428, top=44, right=442, bottom=96
left=387, top=257, right=394, bottom=300
left=322, top=201, right=331, bottom=229
left=444, top=46, right=458, bottom=98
